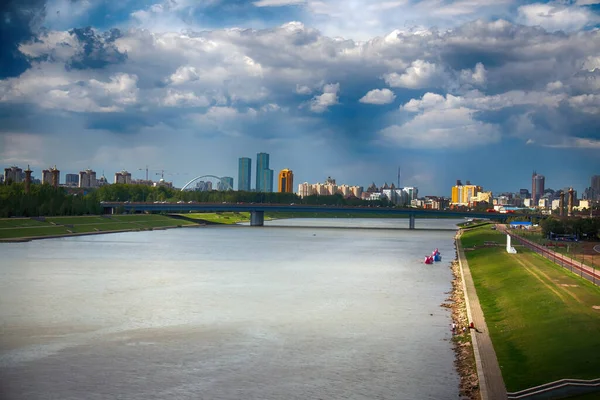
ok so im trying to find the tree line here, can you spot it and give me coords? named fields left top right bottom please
left=0, top=183, right=391, bottom=218
left=540, top=217, right=600, bottom=240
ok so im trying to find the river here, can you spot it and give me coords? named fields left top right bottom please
left=0, top=218, right=462, bottom=399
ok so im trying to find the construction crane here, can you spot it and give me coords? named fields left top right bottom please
left=138, top=166, right=173, bottom=181
left=155, top=170, right=188, bottom=180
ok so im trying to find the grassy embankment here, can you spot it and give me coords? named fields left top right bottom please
left=460, top=225, right=600, bottom=392
left=510, top=229, right=599, bottom=269
left=183, top=212, right=252, bottom=225
left=457, top=220, right=493, bottom=229
left=0, top=214, right=198, bottom=240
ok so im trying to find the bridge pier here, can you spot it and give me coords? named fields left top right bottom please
left=250, top=210, right=264, bottom=226
left=409, top=214, right=416, bottom=230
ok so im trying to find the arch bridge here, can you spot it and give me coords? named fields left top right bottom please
left=181, top=175, right=233, bottom=191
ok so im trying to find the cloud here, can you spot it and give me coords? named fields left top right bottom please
left=380, top=107, right=501, bottom=148
left=517, top=3, right=598, bottom=32
left=0, top=0, right=47, bottom=78
left=2, top=15, right=600, bottom=192
left=253, top=0, right=306, bottom=6
left=309, top=83, right=339, bottom=112
left=359, top=88, right=396, bottom=104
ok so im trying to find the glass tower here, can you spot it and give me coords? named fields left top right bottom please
left=256, top=152, right=271, bottom=192
left=238, top=157, right=251, bottom=191
left=260, top=168, right=274, bottom=193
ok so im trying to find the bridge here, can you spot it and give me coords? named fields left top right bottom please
left=101, top=202, right=539, bottom=229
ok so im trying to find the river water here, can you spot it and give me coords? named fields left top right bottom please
left=0, top=218, right=462, bottom=399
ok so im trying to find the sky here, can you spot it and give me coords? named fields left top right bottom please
left=1, top=0, right=600, bottom=196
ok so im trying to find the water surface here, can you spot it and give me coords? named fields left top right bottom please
left=0, top=218, right=461, bottom=399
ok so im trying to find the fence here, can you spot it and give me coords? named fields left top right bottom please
left=506, top=231, right=599, bottom=286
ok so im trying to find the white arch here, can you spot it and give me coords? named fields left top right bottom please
left=180, top=175, right=232, bottom=191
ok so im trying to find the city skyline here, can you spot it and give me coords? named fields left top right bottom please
left=2, top=162, right=599, bottom=198
left=1, top=1, right=600, bottom=195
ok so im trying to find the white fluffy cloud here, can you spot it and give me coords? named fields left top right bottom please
left=359, top=88, right=396, bottom=104
left=380, top=107, right=501, bottom=148
left=517, top=3, right=598, bottom=32
left=2, top=19, right=600, bottom=153
left=309, top=83, right=340, bottom=113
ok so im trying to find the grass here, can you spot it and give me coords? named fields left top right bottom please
left=457, top=221, right=492, bottom=229
left=0, top=214, right=197, bottom=240
left=183, top=212, right=251, bottom=224
left=0, top=218, right=49, bottom=228
left=461, top=225, right=600, bottom=392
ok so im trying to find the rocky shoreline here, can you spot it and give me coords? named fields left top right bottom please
left=442, top=256, right=480, bottom=399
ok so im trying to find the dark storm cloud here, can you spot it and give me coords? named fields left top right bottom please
left=0, top=0, right=46, bottom=78
left=66, top=27, right=127, bottom=70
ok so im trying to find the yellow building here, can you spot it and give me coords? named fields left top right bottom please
left=451, top=182, right=482, bottom=205
left=278, top=169, right=294, bottom=193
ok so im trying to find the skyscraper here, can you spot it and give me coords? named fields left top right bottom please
left=261, top=168, right=274, bottom=193
left=256, top=152, right=269, bottom=192
left=592, top=175, right=600, bottom=200
left=255, top=152, right=273, bottom=192
left=278, top=169, right=294, bottom=193
left=532, top=172, right=545, bottom=205
left=238, top=157, right=251, bottom=191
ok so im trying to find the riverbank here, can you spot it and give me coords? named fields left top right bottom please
left=0, top=214, right=200, bottom=242
left=459, top=224, right=600, bottom=394
left=447, top=233, right=481, bottom=400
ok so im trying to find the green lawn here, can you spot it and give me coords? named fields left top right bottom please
left=0, top=214, right=194, bottom=240
left=0, top=218, right=49, bottom=228
left=183, top=212, right=251, bottom=225
left=461, top=226, right=600, bottom=392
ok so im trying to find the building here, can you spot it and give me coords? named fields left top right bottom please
left=65, top=174, right=79, bottom=187
left=42, top=166, right=60, bottom=188
left=260, top=168, right=274, bottom=192
left=451, top=180, right=482, bottom=206
left=219, top=177, right=234, bottom=191
left=78, top=169, right=97, bottom=188
left=114, top=170, right=132, bottom=184
left=238, top=157, right=252, bottom=191
left=4, top=166, right=23, bottom=184
left=131, top=179, right=154, bottom=186
left=519, top=189, right=530, bottom=199
left=278, top=169, right=294, bottom=193
left=255, top=152, right=273, bottom=192
left=531, top=172, right=545, bottom=205
left=592, top=175, right=600, bottom=201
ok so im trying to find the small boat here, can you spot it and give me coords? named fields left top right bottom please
left=424, top=255, right=434, bottom=264
left=432, top=248, right=441, bottom=262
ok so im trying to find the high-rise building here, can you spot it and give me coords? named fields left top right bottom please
left=4, top=166, right=23, bottom=184
left=531, top=172, right=545, bottom=205
left=256, top=152, right=270, bottom=192
left=278, top=169, right=294, bottom=193
left=451, top=180, right=481, bottom=206
left=260, top=168, right=274, bottom=193
left=592, top=175, right=600, bottom=200
left=42, top=166, right=60, bottom=188
left=238, top=157, right=251, bottom=191
left=65, top=174, right=79, bottom=186
left=114, top=170, right=132, bottom=184
left=220, top=177, right=234, bottom=191
left=78, top=169, right=97, bottom=188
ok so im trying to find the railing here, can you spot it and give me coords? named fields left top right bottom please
left=507, top=378, right=600, bottom=399
left=506, top=231, right=599, bottom=286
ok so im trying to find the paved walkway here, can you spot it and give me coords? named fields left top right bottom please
left=456, top=233, right=508, bottom=400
